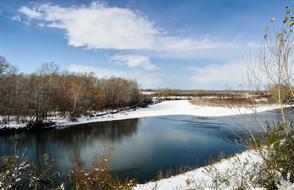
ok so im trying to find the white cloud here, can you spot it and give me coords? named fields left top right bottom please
left=15, top=2, right=259, bottom=89
left=19, top=6, right=42, bottom=19
left=110, top=54, right=157, bottom=71
left=189, top=61, right=247, bottom=89
left=18, top=2, right=233, bottom=52
left=67, top=64, right=167, bottom=88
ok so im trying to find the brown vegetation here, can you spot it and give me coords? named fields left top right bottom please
left=0, top=58, right=145, bottom=126
left=153, top=88, right=272, bottom=106
left=0, top=150, right=136, bottom=190
left=72, top=148, right=136, bottom=190
left=0, top=154, right=62, bottom=189
left=268, top=84, right=294, bottom=104
left=190, top=97, right=255, bottom=107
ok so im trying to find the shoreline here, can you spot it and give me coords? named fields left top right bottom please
left=0, top=100, right=288, bottom=131
left=135, top=148, right=293, bottom=190
left=134, top=149, right=262, bottom=190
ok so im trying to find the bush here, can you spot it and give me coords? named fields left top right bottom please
left=252, top=123, right=294, bottom=189
left=0, top=154, right=62, bottom=190
left=0, top=150, right=136, bottom=190
left=269, top=85, right=294, bottom=104
left=72, top=149, right=136, bottom=190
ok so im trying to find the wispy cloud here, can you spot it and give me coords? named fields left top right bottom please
left=11, top=14, right=21, bottom=22
left=189, top=61, right=247, bottom=89
left=19, top=6, right=42, bottom=19
left=17, top=2, right=233, bottom=52
left=110, top=54, right=157, bottom=71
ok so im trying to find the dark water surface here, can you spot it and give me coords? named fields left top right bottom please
left=0, top=110, right=292, bottom=182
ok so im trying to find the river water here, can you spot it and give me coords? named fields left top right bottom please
left=0, top=109, right=291, bottom=182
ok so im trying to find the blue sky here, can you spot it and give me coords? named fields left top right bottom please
left=0, top=0, right=290, bottom=89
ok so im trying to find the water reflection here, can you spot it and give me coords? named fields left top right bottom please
left=0, top=119, right=139, bottom=172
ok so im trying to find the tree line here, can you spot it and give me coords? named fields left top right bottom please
left=0, top=56, right=144, bottom=124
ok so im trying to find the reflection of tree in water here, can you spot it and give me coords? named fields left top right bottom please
left=0, top=119, right=139, bottom=169
left=54, top=118, right=139, bottom=143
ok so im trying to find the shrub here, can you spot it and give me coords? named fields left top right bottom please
left=72, top=149, right=136, bottom=190
left=269, top=85, right=294, bottom=104
left=252, top=123, right=294, bottom=189
left=0, top=154, right=62, bottom=190
left=0, top=150, right=136, bottom=190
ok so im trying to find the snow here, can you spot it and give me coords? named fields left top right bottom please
left=134, top=149, right=294, bottom=190
left=0, top=100, right=287, bottom=129
left=0, top=123, right=27, bottom=129
left=53, top=100, right=285, bottom=127
left=134, top=150, right=261, bottom=190
left=140, top=91, right=156, bottom=95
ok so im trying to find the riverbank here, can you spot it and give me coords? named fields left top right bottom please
left=135, top=149, right=260, bottom=190
left=0, top=100, right=288, bottom=130
left=134, top=148, right=294, bottom=190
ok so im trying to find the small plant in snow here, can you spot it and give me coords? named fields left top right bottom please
left=0, top=154, right=62, bottom=190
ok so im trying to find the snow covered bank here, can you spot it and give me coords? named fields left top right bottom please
left=134, top=150, right=261, bottom=190
left=134, top=149, right=294, bottom=190
left=53, top=100, right=286, bottom=127
left=0, top=100, right=287, bottom=129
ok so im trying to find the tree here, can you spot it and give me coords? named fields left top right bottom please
left=0, top=56, right=16, bottom=76
left=0, top=58, right=144, bottom=125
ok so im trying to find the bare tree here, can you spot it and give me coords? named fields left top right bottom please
left=247, top=6, right=294, bottom=132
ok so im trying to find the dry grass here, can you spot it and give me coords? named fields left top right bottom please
left=189, top=97, right=267, bottom=107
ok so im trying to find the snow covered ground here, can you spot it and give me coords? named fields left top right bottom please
left=134, top=150, right=262, bottom=190
left=53, top=100, right=287, bottom=128
left=134, top=149, right=294, bottom=190
left=0, top=100, right=286, bottom=129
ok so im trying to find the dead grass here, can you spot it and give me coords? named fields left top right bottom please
left=190, top=97, right=266, bottom=107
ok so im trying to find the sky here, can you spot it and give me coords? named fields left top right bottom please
left=0, top=0, right=291, bottom=89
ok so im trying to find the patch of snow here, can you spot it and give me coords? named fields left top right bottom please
left=0, top=123, right=27, bottom=129
left=140, top=91, right=156, bottom=95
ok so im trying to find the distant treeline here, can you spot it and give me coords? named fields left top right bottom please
left=148, top=88, right=270, bottom=98
left=0, top=56, right=145, bottom=124
left=146, top=87, right=293, bottom=104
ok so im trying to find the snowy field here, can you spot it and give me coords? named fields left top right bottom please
left=0, top=100, right=286, bottom=129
